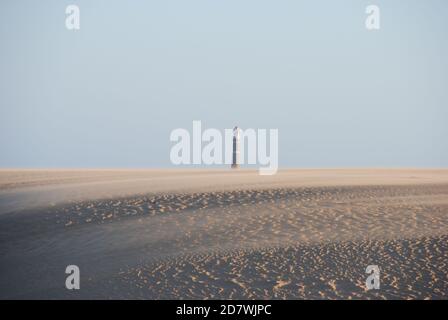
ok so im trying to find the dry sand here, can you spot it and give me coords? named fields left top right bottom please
left=0, top=169, right=447, bottom=299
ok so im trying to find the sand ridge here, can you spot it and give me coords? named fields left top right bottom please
left=1, top=169, right=448, bottom=215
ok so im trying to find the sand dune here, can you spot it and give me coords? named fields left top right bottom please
left=0, top=169, right=447, bottom=299
left=1, top=168, right=447, bottom=215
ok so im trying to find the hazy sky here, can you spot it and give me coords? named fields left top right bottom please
left=1, top=0, right=447, bottom=168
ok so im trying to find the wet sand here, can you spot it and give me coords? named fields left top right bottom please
left=0, top=169, right=447, bottom=299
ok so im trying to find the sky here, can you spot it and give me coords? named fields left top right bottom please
left=0, top=0, right=447, bottom=168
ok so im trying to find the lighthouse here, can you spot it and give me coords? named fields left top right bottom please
left=231, top=126, right=240, bottom=169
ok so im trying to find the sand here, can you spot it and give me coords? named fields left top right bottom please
left=0, top=169, right=447, bottom=299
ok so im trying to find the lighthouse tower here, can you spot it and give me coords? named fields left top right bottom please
left=231, top=126, right=240, bottom=169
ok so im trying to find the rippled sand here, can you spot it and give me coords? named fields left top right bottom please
left=0, top=169, right=447, bottom=299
